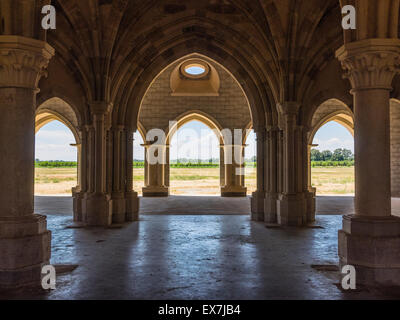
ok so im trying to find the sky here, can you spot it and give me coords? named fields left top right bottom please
left=35, top=121, right=77, bottom=161
left=35, top=119, right=354, bottom=161
left=312, top=121, right=354, bottom=152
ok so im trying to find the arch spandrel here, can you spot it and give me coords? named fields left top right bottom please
left=165, top=111, right=225, bottom=146
left=307, top=98, right=354, bottom=145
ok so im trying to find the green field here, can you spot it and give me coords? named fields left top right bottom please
left=311, top=166, right=354, bottom=195
left=34, top=166, right=354, bottom=196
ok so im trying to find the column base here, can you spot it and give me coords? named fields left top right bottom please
left=221, top=186, right=247, bottom=197
left=339, top=214, right=400, bottom=287
left=72, top=189, right=84, bottom=222
left=142, top=186, right=169, bottom=197
left=264, top=192, right=278, bottom=223
left=126, top=191, right=139, bottom=221
left=111, top=193, right=126, bottom=224
left=251, top=191, right=265, bottom=221
left=277, top=193, right=307, bottom=226
left=305, top=188, right=316, bottom=223
left=83, top=193, right=113, bottom=226
left=0, top=215, right=51, bottom=289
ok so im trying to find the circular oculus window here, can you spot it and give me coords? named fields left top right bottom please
left=181, top=61, right=209, bottom=79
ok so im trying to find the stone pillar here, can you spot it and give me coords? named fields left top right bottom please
left=221, top=143, right=247, bottom=197
left=83, top=102, right=113, bottom=226
left=264, top=127, right=280, bottom=223
left=124, top=128, right=139, bottom=221
left=219, top=145, right=225, bottom=187
left=0, top=36, right=54, bottom=288
left=305, top=143, right=318, bottom=222
left=142, top=143, right=169, bottom=197
left=251, top=128, right=266, bottom=221
left=73, top=126, right=91, bottom=222
left=336, top=39, right=400, bottom=286
left=276, top=102, right=307, bottom=226
left=71, top=141, right=83, bottom=222
left=164, top=145, right=170, bottom=188
left=110, top=126, right=126, bottom=223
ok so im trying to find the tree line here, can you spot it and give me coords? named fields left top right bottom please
left=311, top=148, right=354, bottom=162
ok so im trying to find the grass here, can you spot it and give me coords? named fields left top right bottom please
left=311, top=167, right=354, bottom=195
left=34, top=166, right=354, bottom=196
left=35, top=167, right=78, bottom=195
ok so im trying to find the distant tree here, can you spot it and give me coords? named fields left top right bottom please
left=321, top=150, right=333, bottom=161
left=310, top=149, right=322, bottom=161
left=332, top=148, right=354, bottom=161
left=332, top=149, right=344, bottom=161
left=342, top=148, right=354, bottom=160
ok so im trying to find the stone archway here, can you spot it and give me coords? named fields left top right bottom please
left=306, top=99, right=354, bottom=200
left=35, top=97, right=83, bottom=219
left=137, top=54, right=252, bottom=198
left=163, top=111, right=225, bottom=196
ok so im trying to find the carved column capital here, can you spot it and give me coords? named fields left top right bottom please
left=0, top=36, right=54, bottom=90
left=277, top=101, right=301, bottom=116
left=254, top=126, right=267, bottom=142
left=336, top=39, right=400, bottom=91
left=90, top=101, right=112, bottom=116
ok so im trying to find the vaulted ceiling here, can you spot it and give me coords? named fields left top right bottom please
left=1, top=0, right=399, bottom=129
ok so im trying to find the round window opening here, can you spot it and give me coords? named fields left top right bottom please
left=185, top=64, right=206, bottom=76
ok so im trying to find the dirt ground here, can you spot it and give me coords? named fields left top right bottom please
left=34, top=167, right=354, bottom=196
left=311, top=167, right=354, bottom=195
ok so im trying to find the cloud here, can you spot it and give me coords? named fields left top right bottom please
left=131, top=129, right=257, bottom=161
left=313, top=137, right=354, bottom=152
left=35, top=129, right=77, bottom=161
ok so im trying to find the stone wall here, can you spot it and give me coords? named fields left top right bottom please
left=139, top=57, right=251, bottom=133
left=391, top=100, right=400, bottom=197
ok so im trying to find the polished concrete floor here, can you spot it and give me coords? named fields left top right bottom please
left=3, top=196, right=400, bottom=299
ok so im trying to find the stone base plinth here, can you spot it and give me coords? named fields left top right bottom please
left=0, top=215, right=51, bottom=289
left=251, top=191, right=265, bottom=221
left=339, top=214, right=400, bottom=287
left=305, top=189, right=316, bottom=223
left=277, top=193, right=307, bottom=226
left=72, top=190, right=84, bottom=222
left=264, top=193, right=278, bottom=223
left=221, top=186, right=247, bottom=197
left=111, top=193, right=127, bottom=224
left=126, top=192, right=139, bottom=221
left=83, top=193, right=113, bottom=226
left=142, top=186, right=169, bottom=197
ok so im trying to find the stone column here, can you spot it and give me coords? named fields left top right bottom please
left=221, top=143, right=247, bottom=197
left=276, top=102, right=307, bottom=226
left=0, top=36, right=54, bottom=288
left=219, top=144, right=225, bottom=187
left=83, top=102, right=113, bottom=226
left=305, top=143, right=318, bottom=223
left=71, top=141, right=83, bottom=222
left=164, top=145, right=170, bottom=188
left=124, top=128, right=139, bottom=221
left=142, top=143, right=169, bottom=197
left=110, top=125, right=127, bottom=223
left=73, top=125, right=93, bottom=223
left=251, top=127, right=266, bottom=221
left=264, top=127, right=280, bottom=223
left=336, top=39, right=400, bottom=286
